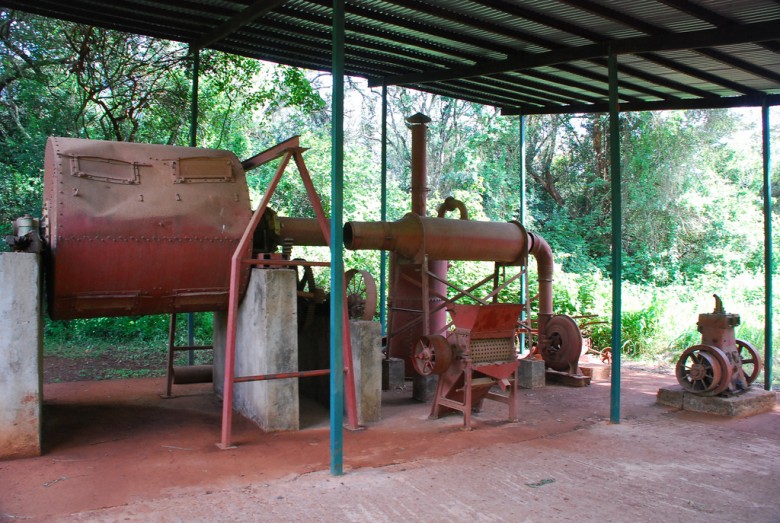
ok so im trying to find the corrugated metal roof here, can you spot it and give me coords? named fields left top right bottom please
left=3, top=0, right=780, bottom=114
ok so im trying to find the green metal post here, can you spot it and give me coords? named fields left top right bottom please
left=187, top=45, right=200, bottom=365
left=189, top=46, right=199, bottom=148
left=762, top=102, right=774, bottom=390
left=608, top=52, right=622, bottom=423
left=330, top=0, right=345, bottom=476
left=519, top=114, right=527, bottom=353
left=380, top=84, right=388, bottom=335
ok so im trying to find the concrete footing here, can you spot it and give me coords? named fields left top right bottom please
left=517, top=358, right=546, bottom=389
left=350, top=320, right=382, bottom=424
left=0, top=253, right=42, bottom=459
left=413, top=374, right=437, bottom=402
left=382, top=357, right=405, bottom=391
left=657, top=385, right=777, bottom=417
left=580, top=363, right=611, bottom=380
left=214, top=269, right=299, bottom=432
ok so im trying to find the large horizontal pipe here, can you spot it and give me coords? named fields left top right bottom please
left=344, top=213, right=526, bottom=263
left=276, top=216, right=327, bottom=246
left=344, top=213, right=555, bottom=332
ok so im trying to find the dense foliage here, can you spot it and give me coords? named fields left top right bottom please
left=1, top=10, right=777, bottom=383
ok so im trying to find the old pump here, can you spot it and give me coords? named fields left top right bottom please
left=675, top=295, right=763, bottom=396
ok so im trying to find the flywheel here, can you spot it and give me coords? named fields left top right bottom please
left=412, top=335, right=452, bottom=376
left=540, top=315, right=583, bottom=374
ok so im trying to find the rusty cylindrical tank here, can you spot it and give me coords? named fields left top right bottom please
left=43, top=137, right=253, bottom=320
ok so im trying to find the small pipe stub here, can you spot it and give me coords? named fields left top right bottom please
left=436, top=197, right=469, bottom=220
left=713, top=293, right=725, bottom=314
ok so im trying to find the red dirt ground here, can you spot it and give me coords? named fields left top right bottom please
left=1, top=365, right=778, bottom=521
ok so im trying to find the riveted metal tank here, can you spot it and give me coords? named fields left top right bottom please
left=42, top=137, right=252, bottom=320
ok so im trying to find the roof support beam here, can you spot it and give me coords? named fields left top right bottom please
left=503, top=93, right=780, bottom=116
left=634, top=53, right=762, bottom=97
left=329, top=0, right=345, bottom=478
left=188, top=46, right=200, bottom=148
left=560, top=0, right=777, bottom=93
left=377, top=20, right=780, bottom=87
left=608, top=51, right=622, bottom=425
left=380, top=85, right=388, bottom=336
left=193, top=0, right=288, bottom=50
left=762, top=103, right=774, bottom=390
left=657, top=0, right=780, bottom=54
left=357, top=0, right=677, bottom=99
left=186, top=45, right=200, bottom=365
left=478, top=0, right=764, bottom=97
left=518, top=113, right=528, bottom=355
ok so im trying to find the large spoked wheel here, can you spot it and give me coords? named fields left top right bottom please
left=295, top=260, right=319, bottom=327
left=413, top=335, right=452, bottom=376
left=295, top=259, right=317, bottom=297
left=540, top=315, right=583, bottom=374
left=345, top=269, right=378, bottom=321
left=676, top=344, right=732, bottom=396
left=736, top=339, right=763, bottom=385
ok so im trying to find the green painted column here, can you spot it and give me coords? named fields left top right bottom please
left=380, top=84, right=388, bottom=335
left=330, top=0, right=345, bottom=476
left=519, top=114, right=527, bottom=353
left=189, top=46, right=199, bottom=148
left=608, top=52, right=622, bottom=424
left=187, top=45, right=200, bottom=365
left=762, top=102, right=774, bottom=390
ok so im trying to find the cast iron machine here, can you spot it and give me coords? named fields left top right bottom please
left=413, top=303, right=523, bottom=429
left=344, top=113, right=584, bottom=427
left=12, top=135, right=363, bottom=447
left=676, top=295, right=763, bottom=396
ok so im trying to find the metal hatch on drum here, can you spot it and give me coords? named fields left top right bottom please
left=43, top=136, right=253, bottom=320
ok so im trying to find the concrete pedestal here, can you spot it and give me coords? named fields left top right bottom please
left=413, top=374, right=437, bottom=402
left=349, top=320, right=382, bottom=424
left=214, top=269, right=299, bottom=432
left=657, top=385, right=777, bottom=417
left=382, top=357, right=405, bottom=391
left=0, top=253, right=42, bottom=459
left=580, top=363, right=611, bottom=380
left=517, top=358, right=546, bottom=389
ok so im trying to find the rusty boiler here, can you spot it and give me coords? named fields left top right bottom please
left=42, top=137, right=253, bottom=320
left=676, top=295, right=763, bottom=396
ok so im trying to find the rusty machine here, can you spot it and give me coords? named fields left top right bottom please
left=8, top=135, right=367, bottom=441
left=344, top=113, right=583, bottom=428
left=676, top=295, right=763, bottom=396
left=9, top=113, right=583, bottom=432
left=411, top=304, right=524, bottom=429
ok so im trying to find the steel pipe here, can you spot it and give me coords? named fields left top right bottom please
left=407, top=113, right=431, bottom=216
left=277, top=216, right=327, bottom=246
left=345, top=213, right=526, bottom=263
left=436, top=196, right=469, bottom=220
left=344, top=214, right=556, bottom=334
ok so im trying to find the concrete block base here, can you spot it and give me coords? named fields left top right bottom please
left=580, top=363, right=611, bottom=380
left=350, top=320, right=382, bottom=424
left=413, top=374, right=437, bottom=402
left=382, top=357, right=405, bottom=391
left=545, top=369, right=591, bottom=387
left=657, top=385, right=777, bottom=417
left=214, top=268, right=299, bottom=432
left=0, top=253, right=42, bottom=459
left=517, top=358, right=546, bottom=389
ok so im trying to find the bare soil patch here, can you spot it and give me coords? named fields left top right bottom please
left=2, top=363, right=777, bottom=521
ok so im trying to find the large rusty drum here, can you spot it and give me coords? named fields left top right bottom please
left=43, top=137, right=252, bottom=320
